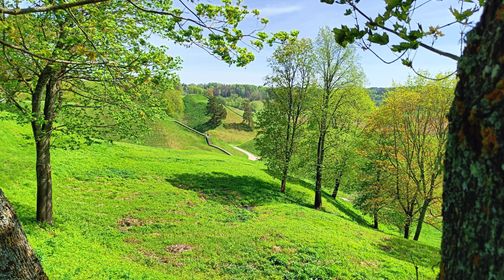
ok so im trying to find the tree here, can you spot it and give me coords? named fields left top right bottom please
left=324, top=0, right=503, bottom=275
left=256, top=38, right=314, bottom=193
left=310, top=27, right=364, bottom=209
left=242, top=100, right=254, bottom=129
left=204, top=95, right=227, bottom=130
left=441, top=2, right=504, bottom=277
left=0, top=0, right=269, bottom=224
left=370, top=77, right=453, bottom=239
left=404, top=76, right=454, bottom=241
left=370, top=104, right=420, bottom=239
left=0, top=189, right=47, bottom=279
left=353, top=133, right=393, bottom=230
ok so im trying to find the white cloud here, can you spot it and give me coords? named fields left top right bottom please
left=260, top=5, right=302, bottom=17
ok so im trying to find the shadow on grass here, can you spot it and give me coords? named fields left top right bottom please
left=378, top=236, right=440, bottom=269
left=223, top=123, right=253, bottom=131
left=9, top=201, right=38, bottom=227
left=285, top=176, right=371, bottom=227
left=166, top=172, right=311, bottom=209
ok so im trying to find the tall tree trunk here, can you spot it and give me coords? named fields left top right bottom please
left=373, top=210, right=379, bottom=230
left=314, top=130, right=326, bottom=209
left=413, top=198, right=430, bottom=241
left=0, top=189, right=48, bottom=279
left=31, top=65, right=60, bottom=224
left=403, top=214, right=412, bottom=239
left=441, top=1, right=504, bottom=278
left=331, top=170, right=342, bottom=199
left=280, top=166, right=288, bottom=193
left=34, top=134, right=52, bottom=224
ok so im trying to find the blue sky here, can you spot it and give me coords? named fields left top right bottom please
left=165, top=1, right=477, bottom=87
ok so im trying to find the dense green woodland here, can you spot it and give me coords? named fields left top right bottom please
left=0, top=0, right=503, bottom=279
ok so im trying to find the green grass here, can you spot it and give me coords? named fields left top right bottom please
left=1, top=116, right=441, bottom=279
left=183, top=94, right=209, bottom=128
left=162, top=94, right=257, bottom=158
left=139, top=118, right=212, bottom=151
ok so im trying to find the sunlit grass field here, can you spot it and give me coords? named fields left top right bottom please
left=0, top=116, right=441, bottom=279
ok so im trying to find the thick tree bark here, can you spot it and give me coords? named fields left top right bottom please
left=413, top=198, right=430, bottom=241
left=0, top=189, right=48, bottom=279
left=441, top=1, right=504, bottom=278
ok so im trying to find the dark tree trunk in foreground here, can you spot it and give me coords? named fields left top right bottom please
left=441, top=1, right=504, bottom=278
left=413, top=198, right=430, bottom=241
left=0, top=190, right=48, bottom=279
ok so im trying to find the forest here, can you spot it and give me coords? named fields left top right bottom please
left=0, top=0, right=502, bottom=279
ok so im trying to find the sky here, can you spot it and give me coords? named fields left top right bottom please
left=160, top=0, right=478, bottom=87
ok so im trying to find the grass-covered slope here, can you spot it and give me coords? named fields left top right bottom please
left=140, top=118, right=213, bottom=151
left=1, top=118, right=440, bottom=279
left=143, top=94, right=257, bottom=158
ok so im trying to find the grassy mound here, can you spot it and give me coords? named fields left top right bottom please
left=0, top=118, right=440, bottom=279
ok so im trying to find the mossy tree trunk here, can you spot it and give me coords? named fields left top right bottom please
left=441, top=1, right=504, bottom=278
left=0, top=190, right=48, bottom=279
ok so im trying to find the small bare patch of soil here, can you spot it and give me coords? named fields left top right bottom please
left=272, top=246, right=282, bottom=253
left=166, top=244, right=193, bottom=254
left=118, top=217, right=144, bottom=231
left=197, top=192, right=207, bottom=201
left=124, top=237, right=141, bottom=244
left=359, top=260, right=379, bottom=268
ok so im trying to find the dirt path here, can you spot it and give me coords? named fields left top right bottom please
left=232, top=146, right=259, bottom=161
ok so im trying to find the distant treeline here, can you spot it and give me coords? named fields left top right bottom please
left=183, top=83, right=390, bottom=105
left=183, top=83, right=268, bottom=100
left=368, top=87, right=391, bottom=105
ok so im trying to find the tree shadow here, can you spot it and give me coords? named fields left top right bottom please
left=223, top=123, right=253, bottom=131
left=9, top=201, right=38, bottom=227
left=285, top=176, right=371, bottom=227
left=166, top=172, right=311, bottom=208
left=378, top=236, right=440, bottom=269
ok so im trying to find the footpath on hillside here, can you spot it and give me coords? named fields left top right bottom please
left=232, top=146, right=259, bottom=161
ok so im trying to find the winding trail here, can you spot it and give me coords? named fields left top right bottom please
left=232, top=146, right=259, bottom=161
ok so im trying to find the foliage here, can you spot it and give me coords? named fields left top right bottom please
left=256, top=38, right=315, bottom=187
left=357, top=75, right=454, bottom=239
left=322, top=0, right=483, bottom=67
left=241, top=100, right=254, bottom=129
left=204, top=95, right=227, bottom=130
left=184, top=83, right=269, bottom=101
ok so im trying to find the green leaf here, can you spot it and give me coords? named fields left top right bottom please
left=368, top=32, right=389, bottom=45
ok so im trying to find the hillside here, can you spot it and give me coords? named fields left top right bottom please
left=140, top=94, right=257, bottom=159
left=1, top=117, right=441, bottom=279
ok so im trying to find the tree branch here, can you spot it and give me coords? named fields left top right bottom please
left=0, top=0, right=109, bottom=15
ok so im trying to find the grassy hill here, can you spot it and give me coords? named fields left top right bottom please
left=141, top=94, right=258, bottom=158
left=1, top=117, right=441, bottom=279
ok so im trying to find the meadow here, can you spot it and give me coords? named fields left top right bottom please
left=1, top=114, right=441, bottom=279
